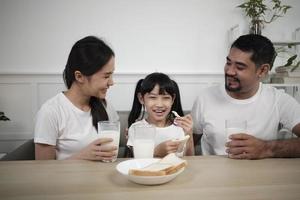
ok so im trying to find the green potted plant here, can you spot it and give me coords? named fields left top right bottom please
left=237, top=0, right=291, bottom=34
left=275, top=54, right=300, bottom=73
left=0, top=111, right=10, bottom=121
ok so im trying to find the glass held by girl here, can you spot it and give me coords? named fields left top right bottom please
left=126, top=72, right=195, bottom=157
left=34, top=36, right=119, bottom=161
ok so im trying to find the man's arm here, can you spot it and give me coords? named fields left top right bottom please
left=226, top=123, right=300, bottom=159
left=267, top=123, right=300, bottom=158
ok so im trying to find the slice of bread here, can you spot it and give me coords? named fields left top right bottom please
left=128, top=153, right=187, bottom=176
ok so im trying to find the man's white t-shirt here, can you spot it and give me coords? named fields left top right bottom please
left=34, top=92, right=119, bottom=160
left=191, top=83, right=300, bottom=155
left=127, top=119, right=185, bottom=147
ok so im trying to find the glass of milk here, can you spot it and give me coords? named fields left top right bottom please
left=97, top=121, right=120, bottom=162
left=225, top=119, right=247, bottom=143
left=133, top=124, right=156, bottom=159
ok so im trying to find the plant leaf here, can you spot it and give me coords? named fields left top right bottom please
left=284, top=55, right=297, bottom=67
left=291, top=61, right=300, bottom=72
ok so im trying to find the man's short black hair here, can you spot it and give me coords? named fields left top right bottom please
left=231, top=34, right=276, bottom=70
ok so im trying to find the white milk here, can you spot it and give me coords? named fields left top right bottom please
left=98, top=130, right=120, bottom=162
left=98, top=130, right=120, bottom=148
left=226, top=128, right=246, bottom=142
left=133, top=139, right=155, bottom=158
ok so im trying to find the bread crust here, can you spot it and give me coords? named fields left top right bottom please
left=128, top=153, right=187, bottom=176
left=129, top=169, right=167, bottom=176
left=165, top=161, right=187, bottom=175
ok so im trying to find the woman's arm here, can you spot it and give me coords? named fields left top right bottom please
left=35, top=143, right=56, bottom=160
left=68, top=138, right=117, bottom=161
left=35, top=138, right=117, bottom=161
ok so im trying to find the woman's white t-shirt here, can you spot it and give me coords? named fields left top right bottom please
left=34, top=92, right=119, bottom=160
left=127, top=119, right=185, bottom=147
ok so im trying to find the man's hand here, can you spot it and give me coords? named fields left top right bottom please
left=225, top=133, right=272, bottom=159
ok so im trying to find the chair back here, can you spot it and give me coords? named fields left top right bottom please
left=1, top=139, right=35, bottom=161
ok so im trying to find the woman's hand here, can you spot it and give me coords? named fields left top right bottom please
left=174, top=114, right=193, bottom=136
left=70, top=138, right=117, bottom=161
left=154, top=140, right=180, bottom=157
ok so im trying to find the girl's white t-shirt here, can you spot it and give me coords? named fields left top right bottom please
left=127, top=119, right=185, bottom=147
left=34, top=92, right=119, bottom=160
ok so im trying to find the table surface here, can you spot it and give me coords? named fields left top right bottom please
left=1, top=156, right=300, bottom=200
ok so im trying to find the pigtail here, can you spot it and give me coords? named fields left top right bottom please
left=89, top=97, right=109, bottom=130
left=128, top=79, right=144, bottom=127
left=171, top=80, right=184, bottom=116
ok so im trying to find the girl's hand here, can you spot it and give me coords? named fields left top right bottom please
left=154, top=140, right=180, bottom=157
left=174, top=114, right=193, bottom=135
left=70, top=138, right=117, bottom=161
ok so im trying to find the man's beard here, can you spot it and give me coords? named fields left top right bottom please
left=225, top=74, right=241, bottom=92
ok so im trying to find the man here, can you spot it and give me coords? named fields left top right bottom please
left=191, top=34, right=300, bottom=159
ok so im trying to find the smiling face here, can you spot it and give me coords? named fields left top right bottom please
left=224, top=47, right=268, bottom=99
left=80, top=56, right=115, bottom=99
left=138, top=84, right=175, bottom=127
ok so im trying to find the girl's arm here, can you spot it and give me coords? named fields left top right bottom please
left=185, top=135, right=195, bottom=156
left=174, top=114, right=195, bottom=156
left=154, top=140, right=180, bottom=157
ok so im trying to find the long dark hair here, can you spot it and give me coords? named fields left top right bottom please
left=127, top=72, right=184, bottom=127
left=63, top=36, right=115, bottom=130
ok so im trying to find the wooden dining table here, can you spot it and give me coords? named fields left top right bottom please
left=0, top=156, right=300, bottom=200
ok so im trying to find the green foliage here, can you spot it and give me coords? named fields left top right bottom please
left=283, top=55, right=300, bottom=72
left=276, top=44, right=300, bottom=71
left=290, top=61, right=300, bottom=72
left=237, top=0, right=291, bottom=24
left=284, top=55, right=297, bottom=67
left=238, top=1, right=297, bottom=71
left=0, top=111, right=10, bottom=121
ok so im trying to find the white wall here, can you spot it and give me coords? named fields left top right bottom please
left=0, top=0, right=299, bottom=74
left=0, top=0, right=300, bottom=154
left=0, top=73, right=225, bottom=155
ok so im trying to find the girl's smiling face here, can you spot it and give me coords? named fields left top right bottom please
left=138, top=84, right=175, bottom=127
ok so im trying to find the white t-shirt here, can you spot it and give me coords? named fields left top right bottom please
left=191, top=83, right=300, bottom=155
left=34, top=92, right=119, bottom=160
left=127, top=119, right=185, bottom=147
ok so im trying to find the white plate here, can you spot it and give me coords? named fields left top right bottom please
left=116, top=158, right=185, bottom=185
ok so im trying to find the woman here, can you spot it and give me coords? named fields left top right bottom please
left=34, top=36, right=119, bottom=161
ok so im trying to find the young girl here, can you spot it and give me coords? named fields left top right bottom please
left=34, top=36, right=119, bottom=161
left=127, top=72, right=194, bottom=157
